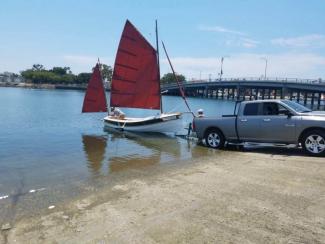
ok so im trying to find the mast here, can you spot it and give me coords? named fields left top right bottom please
left=97, top=57, right=108, bottom=111
left=155, top=20, right=163, bottom=114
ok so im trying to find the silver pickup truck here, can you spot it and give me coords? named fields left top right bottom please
left=192, top=100, right=325, bottom=156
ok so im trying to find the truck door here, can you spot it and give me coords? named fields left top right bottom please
left=259, top=102, right=296, bottom=143
left=237, top=102, right=264, bottom=142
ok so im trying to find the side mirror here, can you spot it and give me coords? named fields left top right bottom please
left=279, top=109, right=292, bottom=117
left=283, top=110, right=293, bottom=118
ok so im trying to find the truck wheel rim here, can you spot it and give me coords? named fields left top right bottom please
left=305, top=134, right=325, bottom=154
left=207, top=133, right=220, bottom=147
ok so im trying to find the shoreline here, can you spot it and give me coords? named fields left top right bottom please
left=3, top=148, right=325, bottom=243
left=0, top=83, right=111, bottom=91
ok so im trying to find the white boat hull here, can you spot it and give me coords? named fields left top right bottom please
left=103, top=113, right=182, bottom=133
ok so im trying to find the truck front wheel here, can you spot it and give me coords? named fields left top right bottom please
left=204, top=129, right=225, bottom=149
left=302, top=130, right=325, bottom=156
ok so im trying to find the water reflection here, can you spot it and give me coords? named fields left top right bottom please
left=81, top=131, right=199, bottom=176
left=82, top=135, right=107, bottom=175
left=109, top=132, right=179, bottom=172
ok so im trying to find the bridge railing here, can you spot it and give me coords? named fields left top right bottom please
left=162, top=77, right=324, bottom=88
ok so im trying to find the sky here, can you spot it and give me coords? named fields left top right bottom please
left=1, top=0, right=325, bottom=80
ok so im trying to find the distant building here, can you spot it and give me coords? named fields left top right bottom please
left=0, top=72, right=24, bottom=83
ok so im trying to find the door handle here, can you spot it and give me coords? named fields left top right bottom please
left=263, top=118, right=271, bottom=122
left=240, top=119, right=247, bottom=122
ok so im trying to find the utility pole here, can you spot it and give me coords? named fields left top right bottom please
left=261, top=57, right=268, bottom=80
left=219, top=56, right=229, bottom=81
left=219, top=57, right=224, bottom=81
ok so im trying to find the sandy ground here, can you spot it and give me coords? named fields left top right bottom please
left=2, top=148, right=325, bottom=244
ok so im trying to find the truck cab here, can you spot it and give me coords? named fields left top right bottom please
left=236, top=100, right=297, bottom=143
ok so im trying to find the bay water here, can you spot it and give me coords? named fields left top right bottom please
left=0, top=87, right=234, bottom=221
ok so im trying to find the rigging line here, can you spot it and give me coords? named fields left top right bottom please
left=155, top=19, right=163, bottom=114
left=161, top=41, right=194, bottom=117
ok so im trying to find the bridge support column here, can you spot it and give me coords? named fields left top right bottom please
left=204, top=85, right=208, bottom=98
left=221, top=88, right=225, bottom=99
left=289, top=90, right=293, bottom=100
left=304, top=92, right=308, bottom=105
left=317, top=92, right=321, bottom=110
left=236, top=85, right=240, bottom=100
left=281, top=87, right=286, bottom=99
left=311, top=92, right=315, bottom=110
left=297, top=91, right=301, bottom=102
left=261, top=89, right=265, bottom=100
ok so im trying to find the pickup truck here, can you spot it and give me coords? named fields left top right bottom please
left=192, top=99, right=325, bottom=156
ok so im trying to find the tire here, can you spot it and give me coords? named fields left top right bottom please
left=204, top=129, right=225, bottom=149
left=301, top=130, right=325, bottom=156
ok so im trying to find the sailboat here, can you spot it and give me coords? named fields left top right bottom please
left=103, top=20, right=184, bottom=133
left=82, top=62, right=107, bottom=113
left=82, top=20, right=189, bottom=133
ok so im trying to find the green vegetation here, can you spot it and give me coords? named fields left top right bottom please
left=20, top=64, right=185, bottom=85
left=98, top=64, right=113, bottom=81
left=161, top=73, right=186, bottom=84
left=21, top=64, right=113, bottom=84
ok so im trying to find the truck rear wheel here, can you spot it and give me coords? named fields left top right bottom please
left=302, top=130, right=325, bottom=156
left=204, top=129, right=225, bottom=149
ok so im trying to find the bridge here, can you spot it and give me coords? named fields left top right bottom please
left=162, top=78, right=325, bottom=110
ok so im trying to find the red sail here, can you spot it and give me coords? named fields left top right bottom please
left=110, top=20, right=160, bottom=110
left=82, top=64, right=107, bottom=113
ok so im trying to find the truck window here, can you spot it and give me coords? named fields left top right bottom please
left=243, top=103, right=259, bottom=116
left=263, top=102, right=289, bottom=115
left=263, top=103, right=278, bottom=115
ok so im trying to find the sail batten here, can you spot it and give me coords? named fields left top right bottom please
left=82, top=64, right=107, bottom=113
left=115, top=63, right=138, bottom=71
left=110, top=20, right=161, bottom=110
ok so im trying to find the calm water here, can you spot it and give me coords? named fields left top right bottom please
left=0, top=87, right=234, bottom=221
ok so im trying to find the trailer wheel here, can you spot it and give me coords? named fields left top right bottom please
left=302, top=130, right=325, bottom=156
left=204, top=129, right=225, bottom=149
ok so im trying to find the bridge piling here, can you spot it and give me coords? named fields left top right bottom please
left=317, top=92, right=321, bottom=110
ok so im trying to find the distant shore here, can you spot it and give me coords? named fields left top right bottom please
left=0, top=83, right=111, bottom=91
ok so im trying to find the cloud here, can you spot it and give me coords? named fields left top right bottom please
left=226, top=38, right=259, bottom=48
left=198, top=25, right=246, bottom=36
left=198, top=25, right=258, bottom=48
left=241, top=38, right=259, bottom=48
left=160, top=53, right=325, bottom=80
left=271, top=34, right=325, bottom=48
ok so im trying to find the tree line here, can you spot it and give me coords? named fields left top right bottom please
left=20, top=64, right=186, bottom=85
left=21, top=64, right=113, bottom=85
